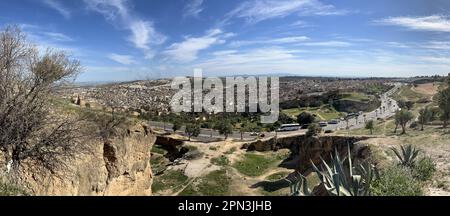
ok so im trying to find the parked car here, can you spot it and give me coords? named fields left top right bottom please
left=328, top=119, right=339, bottom=124
left=319, top=122, right=328, bottom=127
left=250, top=132, right=258, bottom=136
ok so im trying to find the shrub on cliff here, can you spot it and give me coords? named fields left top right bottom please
left=0, top=179, right=28, bottom=196
left=306, top=123, right=322, bottom=137
left=0, top=26, right=84, bottom=175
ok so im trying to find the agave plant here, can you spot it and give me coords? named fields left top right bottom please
left=290, top=172, right=312, bottom=196
left=311, top=144, right=375, bottom=196
left=391, top=144, right=420, bottom=167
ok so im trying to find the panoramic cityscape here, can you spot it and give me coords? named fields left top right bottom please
left=1, top=0, right=450, bottom=203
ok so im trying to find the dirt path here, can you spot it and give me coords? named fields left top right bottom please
left=168, top=139, right=245, bottom=195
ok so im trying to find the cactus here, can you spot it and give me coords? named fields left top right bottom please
left=391, top=144, right=420, bottom=167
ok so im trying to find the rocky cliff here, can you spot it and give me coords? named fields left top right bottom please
left=0, top=123, right=156, bottom=196
left=244, top=134, right=371, bottom=175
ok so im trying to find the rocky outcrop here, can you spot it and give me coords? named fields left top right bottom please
left=154, top=136, right=187, bottom=162
left=333, top=98, right=380, bottom=113
left=243, top=135, right=371, bottom=175
left=1, top=123, right=156, bottom=196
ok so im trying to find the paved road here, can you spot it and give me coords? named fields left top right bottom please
left=148, top=83, right=402, bottom=140
left=323, top=83, right=402, bottom=131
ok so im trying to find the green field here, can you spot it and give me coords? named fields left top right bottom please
left=339, top=92, right=371, bottom=102
left=233, top=152, right=287, bottom=177
left=282, top=105, right=344, bottom=120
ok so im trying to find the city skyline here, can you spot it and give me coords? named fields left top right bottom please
left=1, top=0, right=449, bottom=81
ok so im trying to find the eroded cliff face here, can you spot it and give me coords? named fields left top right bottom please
left=244, top=135, right=371, bottom=175
left=1, top=123, right=156, bottom=196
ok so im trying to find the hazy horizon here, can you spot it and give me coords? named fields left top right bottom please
left=2, top=0, right=450, bottom=82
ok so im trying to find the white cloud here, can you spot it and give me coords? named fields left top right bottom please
left=302, top=41, right=352, bottom=47
left=375, top=15, right=450, bottom=32
left=42, top=32, right=74, bottom=42
left=189, top=47, right=450, bottom=77
left=164, top=29, right=233, bottom=62
left=229, top=36, right=310, bottom=47
left=420, top=56, right=450, bottom=65
left=20, top=24, right=74, bottom=42
left=84, top=0, right=166, bottom=58
left=421, top=41, right=450, bottom=50
left=212, top=50, right=238, bottom=56
left=183, top=0, right=204, bottom=18
left=108, top=53, right=137, bottom=65
left=226, top=0, right=347, bottom=24
left=43, top=0, right=71, bottom=19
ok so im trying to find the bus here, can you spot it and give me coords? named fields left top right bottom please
left=277, top=124, right=301, bottom=132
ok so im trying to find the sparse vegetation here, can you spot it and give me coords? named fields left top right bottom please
left=152, top=170, right=189, bottom=194
left=211, top=156, right=230, bottom=166
left=233, top=153, right=281, bottom=177
left=179, top=169, right=231, bottom=196
left=371, top=165, right=423, bottom=196
left=412, top=157, right=436, bottom=182
left=0, top=179, right=28, bottom=196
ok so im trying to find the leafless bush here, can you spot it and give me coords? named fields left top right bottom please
left=0, top=25, right=83, bottom=174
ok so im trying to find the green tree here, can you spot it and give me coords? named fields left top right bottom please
left=172, top=120, right=181, bottom=133
left=214, top=121, right=233, bottom=139
left=437, top=75, right=450, bottom=128
left=185, top=123, right=201, bottom=141
left=239, top=122, right=249, bottom=140
left=306, top=123, right=322, bottom=137
left=395, top=110, right=414, bottom=134
left=365, top=120, right=375, bottom=135
left=297, top=112, right=315, bottom=125
left=418, top=107, right=432, bottom=131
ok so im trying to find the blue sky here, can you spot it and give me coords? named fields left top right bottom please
left=1, top=0, right=450, bottom=81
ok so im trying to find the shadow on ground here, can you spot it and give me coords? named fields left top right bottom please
left=251, top=179, right=291, bottom=192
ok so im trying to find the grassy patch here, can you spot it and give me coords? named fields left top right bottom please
left=340, top=92, right=371, bottom=102
left=151, top=145, right=167, bottom=155
left=211, top=156, right=230, bottom=166
left=233, top=153, right=282, bottom=177
left=392, top=85, right=428, bottom=102
left=152, top=169, right=189, bottom=194
left=282, top=105, right=344, bottom=120
left=151, top=154, right=169, bottom=175
left=265, top=171, right=290, bottom=181
left=179, top=169, right=231, bottom=196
